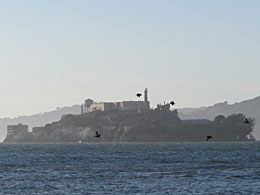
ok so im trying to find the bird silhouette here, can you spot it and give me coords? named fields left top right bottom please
left=170, top=101, right=175, bottom=106
left=206, top=135, right=212, bottom=141
left=136, top=93, right=142, bottom=98
left=94, top=131, right=101, bottom=138
left=244, top=118, right=250, bottom=124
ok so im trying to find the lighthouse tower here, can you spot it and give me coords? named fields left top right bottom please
left=144, top=88, right=148, bottom=102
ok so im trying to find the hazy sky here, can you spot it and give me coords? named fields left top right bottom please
left=0, top=0, right=259, bottom=117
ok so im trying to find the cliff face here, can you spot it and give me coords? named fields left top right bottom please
left=4, top=110, right=255, bottom=142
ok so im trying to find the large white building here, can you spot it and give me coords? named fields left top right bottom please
left=90, top=102, right=120, bottom=112
left=86, top=88, right=150, bottom=112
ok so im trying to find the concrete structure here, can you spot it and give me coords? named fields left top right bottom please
left=88, top=88, right=150, bottom=112
left=7, top=124, right=28, bottom=135
left=81, top=105, right=84, bottom=115
left=81, top=98, right=94, bottom=114
left=155, top=103, right=170, bottom=111
left=84, top=99, right=94, bottom=113
left=144, top=88, right=148, bottom=102
left=90, top=102, right=120, bottom=112
left=120, top=101, right=150, bottom=111
left=90, top=101, right=150, bottom=112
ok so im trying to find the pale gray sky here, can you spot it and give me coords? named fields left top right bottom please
left=0, top=0, right=260, bottom=117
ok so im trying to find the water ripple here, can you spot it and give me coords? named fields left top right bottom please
left=0, top=142, right=259, bottom=194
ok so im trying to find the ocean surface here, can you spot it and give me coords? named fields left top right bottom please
left=0, top=142, right=259, bottom=195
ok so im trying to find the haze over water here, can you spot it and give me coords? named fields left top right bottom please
left=1, top=142, right=259, bottom=194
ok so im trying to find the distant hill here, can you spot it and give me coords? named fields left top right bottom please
left=0, top=105, right=81, bottom=142
left=178, top=96, right=260, bottom=140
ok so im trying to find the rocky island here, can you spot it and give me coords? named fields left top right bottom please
left=3, top=89, right=256, bottom=142
left=4, top=107, right=255, bottom=142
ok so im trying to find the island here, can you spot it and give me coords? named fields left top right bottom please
left=3, top=107, right=255, bottom=142
left=3, top=88, right=255, bottom=142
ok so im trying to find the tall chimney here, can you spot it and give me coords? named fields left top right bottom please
left=81, top=104, right=84, bottom=115
left=144, top=88, right=148, bottom=102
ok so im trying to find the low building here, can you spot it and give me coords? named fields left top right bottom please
left=120, top=101, right=150, bottom=111
left=155, top=103, right=170, bottom=111
left=90, top=102, right=119, bottom=112
left=7, top=124, right=28, bottom=135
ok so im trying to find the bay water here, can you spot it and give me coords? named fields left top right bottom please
left=0, top=142, right=259, bottom=194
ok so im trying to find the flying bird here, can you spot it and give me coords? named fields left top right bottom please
left=206, top=135, right=212, bottom=141
left=94, top=131, right=101, bottom=138
left=136, top=93, right=142, bottom=98
left=170, top=101, right=175, bottom=106
left=244, top=118, right=250, bottom=124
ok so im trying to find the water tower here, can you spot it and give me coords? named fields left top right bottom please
left=84, top=98, right=94, bottom=113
